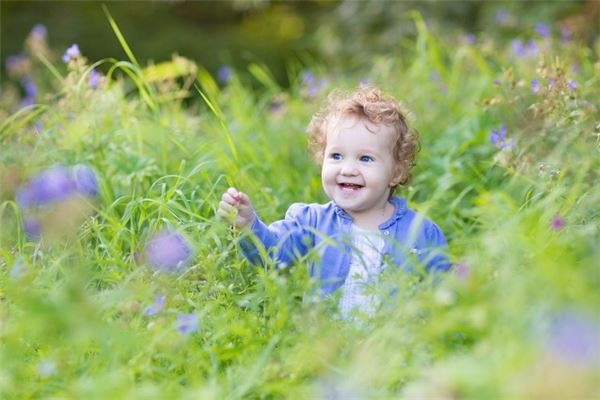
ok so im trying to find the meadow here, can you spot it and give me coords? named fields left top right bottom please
left=1, top=9, right=599, bottom=399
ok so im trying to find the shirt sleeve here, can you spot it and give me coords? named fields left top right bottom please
left=239, top=203, right=314, bottom=266
left=421, top=222, right=451, bottom=273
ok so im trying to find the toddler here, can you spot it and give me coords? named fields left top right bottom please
left=218, top=86, right=450, bottom=317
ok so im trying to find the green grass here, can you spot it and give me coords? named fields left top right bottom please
left=1, top=14, right=599, bottom=399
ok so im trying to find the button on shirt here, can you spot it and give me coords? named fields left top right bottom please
left=239, top=196, right=450, bottom=297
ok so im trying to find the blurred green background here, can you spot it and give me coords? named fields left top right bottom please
left=2, top=0, right=597, bottom=86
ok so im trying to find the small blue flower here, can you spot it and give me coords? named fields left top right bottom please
left=429, top=71, right=440, bottom=82
left=217, top=65, right=232, bottom=83
left=531, top=79, right=539, bottom=94
left=567, top=80, right=576, bottom=90
left=143, top=295, right=165, bottom=316
left=560, top=26, right=573, bottom=43
left=61, top=44, right=80, bottom=63
left=490, top=124, right=513, bottom=149
left=174, top=313, right=198, bottom=336
left=493, top=79, right=500, bottom=86
left=22, top=218, right=41, bottom=239
left=71, top=164, right=98, bottom=197
left=16, top=166, right=76, bottom=208
left=5, top=54, right=27, bottom=74
left=9, top=257, right=27, bottom=278
left=511, top=39, right=526, bottom=57
left=89, top=69, right=100, bottom=89
left=301, top=71, right=314, bottom=85
left=144, top=229, right=193, bottom=274
left=30, top=24, right=47, bottom=40
left=535, top=23, right=551, bottom=38
left=548, top=311, right=600, bottom=366
left=464, top=34, right=476, bottom=45
left=494, top=9, right=510, bottom=24
left=21, top=76, right=37, bottom=99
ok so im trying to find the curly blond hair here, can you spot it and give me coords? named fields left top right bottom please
left=307, top=86, right=419, bottom=192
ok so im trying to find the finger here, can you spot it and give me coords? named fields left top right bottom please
left=218, top=200, right=237, bottom=214
left=226, top=187, right=239, bottom=198
left=236, top=191, right=251, bottom=206
left=221, top=192, right=239, bottom=206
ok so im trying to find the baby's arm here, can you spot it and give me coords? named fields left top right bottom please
left=217, top=187, right=255, bottom=228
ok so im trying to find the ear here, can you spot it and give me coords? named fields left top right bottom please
left=389, top=164, right=404, bottom=187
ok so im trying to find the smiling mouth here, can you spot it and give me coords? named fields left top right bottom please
left=338, top=183, right=363, bottom=190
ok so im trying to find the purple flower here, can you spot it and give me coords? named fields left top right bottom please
left=23, top=218, right=42, bottom=239
left=551, top=215, right=565, bottom=230
left=30, top=24, right=47, bottom=40
left=511, top=39, right=526, bottom=57
left=217, top=65, right=232, bottom=83
left=71, top=164, right=98, bottom=197
left=494, top=9, right=510, bottom=24
left=560, top=26, right=573, bottom=43
left=61, top=44, right=80, bottom=63
left=21, top=76, right=37, bottom=99
left=174, top=313, right=198, bottom=335
left=301, top=71, right=314, bottom=85
left=531, top=79, right=540, bottom=94
left=567, top=80, right=576, bottom=90
left=16, top=166, right=76, bottom=208
left=5, top=54, right=27, bottom=74
left=464, top=34, right=476, bottom=45
left=535, top=23, right=551, bottom=38
left=547, top=311, right=600, bottom=366
left=490, top=124, right=514, bottom=149
left=144, top=229, right=193, bottom=273
left=493, top=79, right=500, bottom=86
left=144, top=295, right=165, bottom=316
left=10, top=257, right=27, bottom=278
left=548, top=79, right=555, bottom=89
left=89, top=69, right=100, bottom=89
left=359, top=78, right=370, bottom=87
left=525, top=39, right=538, bottom=55
left=454, top=262, right=470, bottom=281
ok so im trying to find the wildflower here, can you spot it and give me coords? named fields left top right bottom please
left=359, top=78, right=370, bottom=87
left=547, top=79, right=555, bottom=89
left=551, top=215, right=565, bottom=230
left=144, top=229, right=193, bottom=274
left=494, top=9, right=510, bottom=24
left=22, top=218, right=42, bottom=239
left=525, top=39, right=538, bottom=55
left=567, top=80, right=576, bottom=90
left=511, top=39, right=526, bottom=57
left=16, top=166, right=75, bottom=208
left=174, top=313, right=198, bottom=335
left=36, top=360, right=56, bottom=377
left=531, top=79, right=540, bottom=94
left=454, top=262, right=470, bottom=281
left=71, top=164, right=98, bottom=197
left=61, top=44, right=80, bottom=63
left=493, top=79, right=500, bottom=86
left=464, top=33, right=476, bottom=45
left=143, top=295, right=165, bottom=316
left=21, top=76, right=37, bottom=99
left=30, top=24, right=47, bottom=40
left=9, top=257, right=27, bottom=278
left=217, top=65, right=232, bottom=83
left=5, top=54, right=28, bottom=74
left=490, top=125, right=514, bottom=149
left=535, top=23, right=551, bottom=38
left=560, top=26, right=573, bottom=43
left=301, top=71, right=314, bottom=85
left=547, top=311, right=600, bottom=366
left=88, top=69, right=100, bottom=89
left=429, top=71, right=440, bottom=82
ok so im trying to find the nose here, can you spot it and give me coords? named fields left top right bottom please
left=340, top=160, right=359, bottom=176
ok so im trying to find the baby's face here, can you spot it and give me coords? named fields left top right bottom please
left=321, top=115, right=400, bottom=220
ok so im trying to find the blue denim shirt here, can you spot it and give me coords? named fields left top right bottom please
left=240, top=196, right=450, bottom=296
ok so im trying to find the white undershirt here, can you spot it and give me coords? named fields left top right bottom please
left=338, top=224, right=385, bottom=319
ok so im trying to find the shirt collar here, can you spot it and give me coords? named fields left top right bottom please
left=332, top=196, right=408, bottom=229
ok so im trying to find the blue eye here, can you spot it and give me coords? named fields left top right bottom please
left=360, top=155, right=374, bottom=162
left=330, top=153, right=342, bottom=161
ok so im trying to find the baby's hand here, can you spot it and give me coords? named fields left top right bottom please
left=217, top=187, right=255, bottom=228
